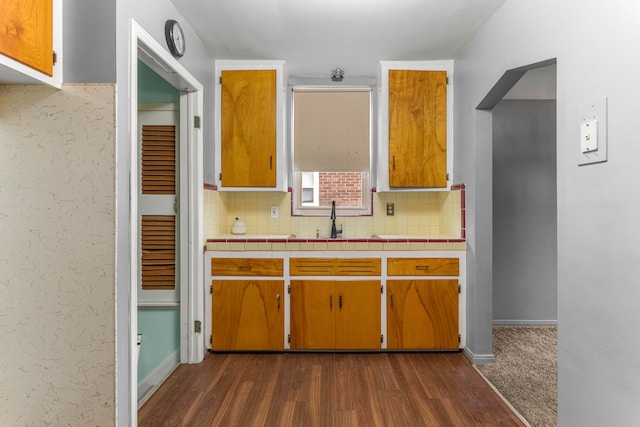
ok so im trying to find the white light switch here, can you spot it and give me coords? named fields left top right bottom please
left=580, top=120, right=598, bottom=153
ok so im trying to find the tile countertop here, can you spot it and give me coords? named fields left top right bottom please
left=205, top=234, right=466, bottom=252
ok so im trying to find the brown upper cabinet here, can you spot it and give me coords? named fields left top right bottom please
left=388, top=69, right=447, bottom=188
left=377, top=62, right=452, bottom=191
left=0, top=0, right=54, bottom=77
left=215, top=61, right=286, bottom=191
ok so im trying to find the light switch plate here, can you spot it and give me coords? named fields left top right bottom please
left=578, top=97, right=607, bottom=166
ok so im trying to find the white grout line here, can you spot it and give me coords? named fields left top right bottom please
left=472, top=365, right=532, bottom=427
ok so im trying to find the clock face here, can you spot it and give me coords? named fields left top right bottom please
left=165, top=20, right=185, bottom=57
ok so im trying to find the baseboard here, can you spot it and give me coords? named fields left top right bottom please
left=463, top=347, right=495, bottom=364
left=493, top=320, right=558, bottom=326
left=137, top=349, right=180, bottom=407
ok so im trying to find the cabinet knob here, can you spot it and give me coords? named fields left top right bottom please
left=276, top=293, right=280, bottom=310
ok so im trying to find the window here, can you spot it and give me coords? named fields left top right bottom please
left=291, top=85, right=374, bottom=216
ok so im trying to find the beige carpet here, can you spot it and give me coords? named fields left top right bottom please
left=475, top=326, right=557, bottom=427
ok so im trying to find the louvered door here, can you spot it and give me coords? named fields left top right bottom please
left=138, top=107, right=179, bottom=294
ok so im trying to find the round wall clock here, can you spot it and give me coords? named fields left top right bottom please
left=165, top=19, right=185, bottom=58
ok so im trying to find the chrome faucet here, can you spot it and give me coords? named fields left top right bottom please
left=330, top=200, right=342, bottom=238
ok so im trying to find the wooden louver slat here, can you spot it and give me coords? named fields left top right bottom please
left=142, top=125, right=176, bottom=194
left=141, top=215, right=176, bottom=290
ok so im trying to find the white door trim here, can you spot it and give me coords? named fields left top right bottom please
left=129, top=19, right=204, bottom=426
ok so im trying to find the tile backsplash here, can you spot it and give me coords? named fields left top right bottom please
left=205, top=187, right=465, bottom=240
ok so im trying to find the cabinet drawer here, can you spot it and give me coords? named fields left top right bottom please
left=212, top=258, right=283, bottom=276
left=387, top=258, right=459, bottom=276
left=290, top=258, right=381, bottom=276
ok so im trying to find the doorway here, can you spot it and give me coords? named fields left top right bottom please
left=477, top=59, right=558, bottom=325
left=129, top=20, right=205, bottom=424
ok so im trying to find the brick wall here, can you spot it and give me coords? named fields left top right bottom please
left=319, top=172, right=362, bottom=207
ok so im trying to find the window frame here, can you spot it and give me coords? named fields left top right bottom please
left=288, top=76, right=377, bottom=217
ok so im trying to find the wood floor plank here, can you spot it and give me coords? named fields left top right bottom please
left=139, top=352, right=526, bottom=427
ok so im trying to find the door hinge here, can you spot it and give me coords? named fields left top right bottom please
left=288, top=285, right=291, bottom=294
left=194, top=320, right=202, bottom=333
left=210, top=335, right=213, bottom=344
left=446, top=76, right=449, bottom=85
left=458, top=284, right=461, bottom=294
left=173, top=195, right=178, bottom=214
left=287, top=334, right=291, bottom=344
left=380, top=334, right=384, bottom=344
left=219, top=172, right=222, bottom=182
left=447, top=172, right=450, bottom=181
left=210, top=284, right=213, bottom=294
left=380, top=284, right=384, bottom=294
left=219, top=76, right=222, bottom=84
left=52, top=51, right=57, bottom=66
left=458, top=334, right=461, bottom=344
left=194, top=115, right=201, bottom=129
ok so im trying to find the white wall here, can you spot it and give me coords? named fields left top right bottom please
left=0, top=84, right=116, bottom=425
left=454, top=1, right=640, bottom=424
left=493, top=100, right=557, bottom=323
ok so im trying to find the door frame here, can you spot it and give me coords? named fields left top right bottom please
left=129, top=19, right=204, bottom=423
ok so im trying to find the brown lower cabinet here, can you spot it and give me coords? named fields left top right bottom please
left=290, top=280, right=381, bottom=350
left=387, top=279, right=459, bottom=349
left=212, top=279, right=284, bottom=350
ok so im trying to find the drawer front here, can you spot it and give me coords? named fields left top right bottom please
left=212, top=258, right=283, bottom=276
left=290, top=258, right=381, bottom=276
left=335, top=259, right=381, bottom=276
left=387, top=258, right=459, bottom=276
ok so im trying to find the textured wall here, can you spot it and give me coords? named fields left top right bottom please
left=0, top=84, right=116, bottom=425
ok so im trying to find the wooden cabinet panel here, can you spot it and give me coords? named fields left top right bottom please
left=0, top=0, right=53, bottom=76
left=387, top=258, right=459, bottom=276
left=220, top=69, right=276, bottom=187
left=290, top=280, right=336, bottom=349
left=212, top=258, right=283, bottom=276
left=388, top=69, right=447, bottom=188
left=212, top=280, right=283, bottom=350
left=290, top=258, right=381, bottom=276
left=290, top=280, right=381, bottom=350
left=335, top=281, right=381, bottom=349
left=387, top=280, right=458, bottom=349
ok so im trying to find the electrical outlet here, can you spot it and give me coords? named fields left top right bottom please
left=386, top=203, right=395, bottom=216
left=270, top=206, right=279, bottom=218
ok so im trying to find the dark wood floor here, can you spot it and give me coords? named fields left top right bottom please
left=139, top=352, right=525, bottom=427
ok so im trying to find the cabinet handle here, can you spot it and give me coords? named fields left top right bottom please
left=270, top=155, right=273, bottom=170
left=238, top=265, right=253, bottom=270
left=277, top=293, right=280, bottom=311
left=415, top=265, right=430, bottom=271
left=339, top=295, right=343, bottom=310
left=392, top=155, right=396, bottom=170
left=390, top=294, right=394, bottom=309
left=330, top=294, right=333, bottom=311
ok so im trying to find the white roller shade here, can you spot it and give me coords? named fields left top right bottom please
left=293, top=88, right=371, bottom=172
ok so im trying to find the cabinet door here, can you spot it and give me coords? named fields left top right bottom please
left=335, top=280, right=381, bottom=350
left=387, top=279, right=458, bottom=349
left=290, top=280, right=335, bottom=349
left=212, top=280, right=283, bottom=350
left=220, top=69, right=276, bottom=187
left=0, top=0, right=53, bottom=76
left=388, top=70, right=447, bottom=188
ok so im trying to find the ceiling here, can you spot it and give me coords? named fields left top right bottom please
left=171, top=0, right=508, bottom=77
